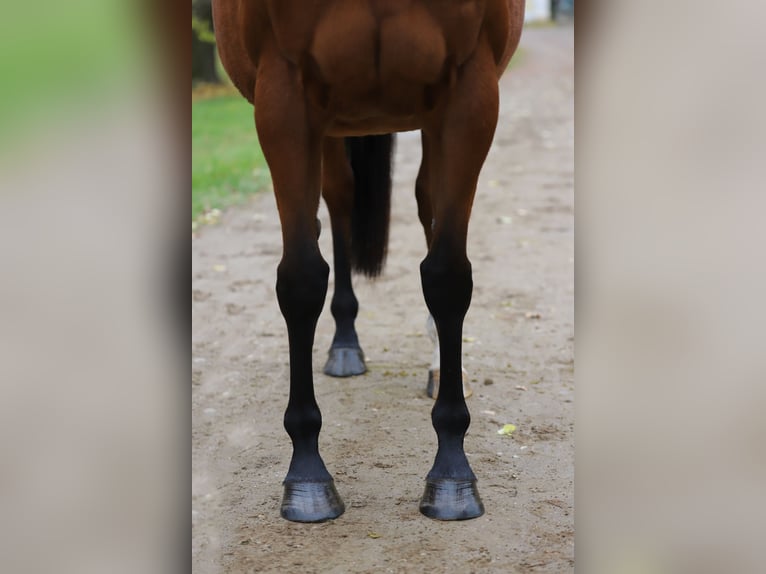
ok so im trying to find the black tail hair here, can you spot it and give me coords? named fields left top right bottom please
left=345, top=134, right=395, bottom=278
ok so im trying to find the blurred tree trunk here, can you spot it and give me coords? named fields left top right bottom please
left=192, top=0, right=219, bottom=84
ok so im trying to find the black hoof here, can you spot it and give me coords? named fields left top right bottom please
left=281, top=480, right=345, bottom=523
left=324, top=347, right=366, bottom=377
left=419, top=479, right=484, bottom=521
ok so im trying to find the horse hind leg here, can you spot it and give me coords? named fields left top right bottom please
left=322, top=133, right=394, bottom=375
left=321, top=137, right=366, bottom=377
left=255, top=55, right=344, bottom=522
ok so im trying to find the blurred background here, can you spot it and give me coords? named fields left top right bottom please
left=0, top=1, right=185, bottom=573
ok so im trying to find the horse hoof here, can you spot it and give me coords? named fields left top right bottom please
left=426, top=369, right=473, bottom=399
left=281, top=480, right=345, bottom=523
left=419, top=479, right=484, bottom=521
left=324, top=347, right=366, bottom=377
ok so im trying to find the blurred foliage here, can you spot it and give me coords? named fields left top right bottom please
left=192, top=95, right=270, bottom=221
left=192, top=0, right=219, bottom=84
left=192, top=15, right=216, bottom=44
left=0, top=1, right=144, bottom=147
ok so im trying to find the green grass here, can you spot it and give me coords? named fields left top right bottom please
left=192, top=95, right=270, bottom=221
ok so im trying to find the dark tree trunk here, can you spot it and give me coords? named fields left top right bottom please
left=192, top=30, right=219, bottom=84
left=192, top=1, right=220, bottom=84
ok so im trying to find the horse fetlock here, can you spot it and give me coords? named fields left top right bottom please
left=284, top=402, right=323, bottom=439
left=329, top=290, right=359, bottom=322
left=431, top=401, right=471, bottom=438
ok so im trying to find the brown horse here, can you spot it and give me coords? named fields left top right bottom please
left=212, top=0, right=524, bottom=522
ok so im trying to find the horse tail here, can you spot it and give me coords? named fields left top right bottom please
left=345, top=134, right=395, bottom=278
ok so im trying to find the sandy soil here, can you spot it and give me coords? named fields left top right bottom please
left=193, top=24, right=573, bottom=574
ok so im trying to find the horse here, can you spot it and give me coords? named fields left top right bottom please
left=211, top=0, right=524, bottom=522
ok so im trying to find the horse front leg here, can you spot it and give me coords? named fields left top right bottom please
left=416, top=133, right=473, bottom=401
left=321, top=137, right=366, bottom=377
left=255, top=55, right=344, bottom=522
left=418, top=41, right=499, bottom=521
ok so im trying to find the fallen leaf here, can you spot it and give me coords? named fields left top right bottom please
left=367, top=532, right=381, bottom=539
left=497, top=424, right=517, bottom=436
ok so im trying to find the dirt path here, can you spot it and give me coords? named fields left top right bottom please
left=193, top=24, right=573, bottom=574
